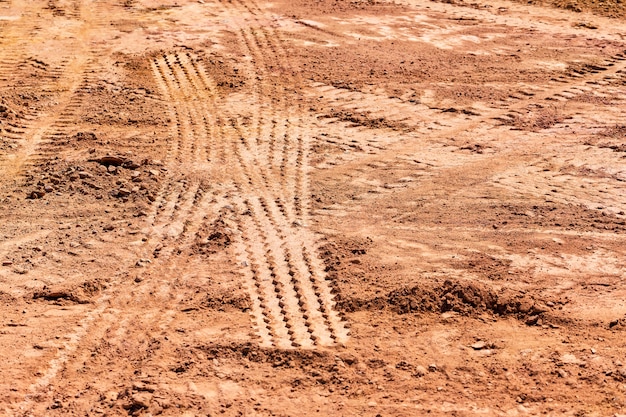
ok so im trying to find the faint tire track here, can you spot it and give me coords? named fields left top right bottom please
left=0, top=0, right=120, bottom=180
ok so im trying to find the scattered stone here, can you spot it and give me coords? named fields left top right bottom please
left=413, top=365, right=427, bottom=377
left=132, top=382, right=155, bottom=393
left=561, top=353, right=580, bottom=364
left=2, top=261, right=13, bottom=266
left=574, top=21, right=597, bottom=29
left=526, top=315, right=541, bottom=326
left=74, top=132, right=97, bottom=141
left=28, top=189, right=46, bottom=199
left=124, top=160, right=141, bottom=169
left=90, top=155, right=126, bottom=166
left=78, top=171, right=92, bottom=179
left=82, top=181, right=102, bottom=190
left=135, top=258, right=152, bottom=267
left=128, top=393, right=151, bottom=410
left=105, top=391, right=118, bottom=402
left=341, top=355, right=357, bottom=365
left=471, top=340, right=487, bottom=350
left=428, top=364, right=437, bottom=372
left=108, top=165, right=117, bottom=174
left=118, top=188, right=132, bottom=197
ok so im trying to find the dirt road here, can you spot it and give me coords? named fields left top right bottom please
left=1, top=0, right=625, bottom=415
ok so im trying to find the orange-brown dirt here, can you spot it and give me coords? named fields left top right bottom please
left=1, top=0, right=626, bottom=415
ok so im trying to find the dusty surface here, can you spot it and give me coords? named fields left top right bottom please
left=1, top=0, right=626, bottom=415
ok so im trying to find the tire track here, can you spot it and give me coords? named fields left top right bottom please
left=9, top=1, right=205, bottom=408
left=492, top=50, right=626, bottom=126
left=223, top=116, right=317, bottom=347
left=149, top=54, right=221, bottom=246
left=109, top=1, right=351, bottom=351
left=0, top=3, right=62, bottom=170
left=0, top=50, right=93, bottom=178
left=152, top=33, right=348, bottom=347
left=152, top=55, right=196, bottom=164
left=249, top=26, right=307, bottom=220
left=177, top=51, right=225, bottom=163
left=225, top=119, right=344, bottom=347
left=0, top=0, right=133, bottom=177
left=158, top=52, right=288, bottom=348
left=173, top=52, right=220, bottom=163
left=220, top=9, right=303, bottom=223
left=21, top=59, right=101, bottom=168
left=6, top=0, right=626, bottom=414
left=306, top=50, right=626, bottom=138
left=222, top=2, right=619, bottom=348
left=300, top=47, right=626, bottom=172
left=218, top=0, right=349, bottom=347
left=8, top=2, right=226, bottom=413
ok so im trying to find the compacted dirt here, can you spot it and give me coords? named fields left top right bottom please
left=1, top=0, right=626, bottom=415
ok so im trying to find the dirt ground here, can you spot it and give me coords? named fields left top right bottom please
left=1, top=0, right=625, bottom=415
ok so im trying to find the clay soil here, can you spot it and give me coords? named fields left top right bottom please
left=1, top=0, right=626, bottom=415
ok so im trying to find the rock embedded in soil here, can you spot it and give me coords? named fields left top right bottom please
left=471, top=341, right=487, bottom=350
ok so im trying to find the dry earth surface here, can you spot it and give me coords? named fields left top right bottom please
left=1, top=0, right=626, bottom=415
